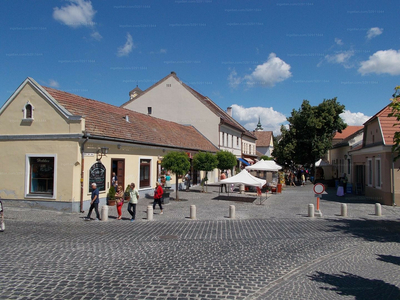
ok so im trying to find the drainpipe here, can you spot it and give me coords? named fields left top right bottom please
left=392, top=153, right=396, bottom=206
left=80, top=136, right=89, bottom=213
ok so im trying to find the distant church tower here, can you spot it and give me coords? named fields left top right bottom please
left=129, top=86, right=143, bottom=100
left=255, top=117, right=263, bottom=131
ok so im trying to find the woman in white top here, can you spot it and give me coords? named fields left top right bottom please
left=127, top=183, right=139, bottom=222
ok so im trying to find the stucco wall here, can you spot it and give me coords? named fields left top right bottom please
left=123, top=77, right=220, bottom=146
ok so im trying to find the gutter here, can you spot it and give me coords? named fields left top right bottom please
left=80, top=135, right=89, bottom=213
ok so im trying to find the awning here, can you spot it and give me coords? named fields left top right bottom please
left=238, top=158, right=250, bottom=166
left=244, top=158, right=254, bottom=164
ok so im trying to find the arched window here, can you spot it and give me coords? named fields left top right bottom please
left=23, top=102, right=34, bottom=119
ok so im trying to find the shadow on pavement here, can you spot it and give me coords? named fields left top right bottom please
left=326, top=218, right=400, bottom=243
left=320, top=187, right=378, bottom=204
left=308, top=271, right=400, bottom=299
left=212, top=195, right=257, bottom=203
left=377, top=254, right=400, bottom=267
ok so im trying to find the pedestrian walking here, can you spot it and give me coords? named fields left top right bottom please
left=165, top=172, right=171, bottom=189
left=220, top=171, right=227, bottom=193
left=301, top=172, right=305, bottom=186
left=0, top=200, right=4, bottom=232
left=115, top=185, right=124, bottom=220
left=85, top=183, right=100, bottom=221
left=290, top=172, right=296, bottom=187
left=184, top=171, right=191, bottom=191
left=153, top=182, right=164, bottom=214
left=127, top=183, right=139, bottom=222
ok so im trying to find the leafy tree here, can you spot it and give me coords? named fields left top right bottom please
left=260, top=155, right=274, bottom=161
left=216, top=150, right=237, bottom=172
left=192, top=152, right=218, bottom=192
left=161, top=151, right=190, bottom=200
left=273, top=98, right=346, bottom=171
left=388, top=86, right=400, bottom=161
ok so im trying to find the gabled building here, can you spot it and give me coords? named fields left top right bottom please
left=349, top=104, right=400, bottom=205
left=253, top=118, right=274, bottom=157
left=0, top=77, right=218, bottom=212
left=121, top=72, right=257, bottom=178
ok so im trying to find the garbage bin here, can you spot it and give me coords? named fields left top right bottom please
left=277, top=184, right=282, bottom=193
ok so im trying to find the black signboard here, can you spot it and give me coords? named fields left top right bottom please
left=89, top=162, right=106, bottom=192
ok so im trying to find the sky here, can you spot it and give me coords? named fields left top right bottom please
left=1, top=0, right=400, bottom=135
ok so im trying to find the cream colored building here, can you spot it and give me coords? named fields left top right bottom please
left=0, top=78, right=218, bottom=212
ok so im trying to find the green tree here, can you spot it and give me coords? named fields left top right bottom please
left=273, top=98, right=346, bottom=171
left=260, top=155, right=274, bottom=161
left=192, top=152, right=218, bottom=192
left=161, top=151, right=190, bottom=200
left=216, top=150, right=237, bottom=172
left=388, top=85, right=400, bottom=160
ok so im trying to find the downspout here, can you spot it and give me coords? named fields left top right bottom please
left=392, top=153, right=396, bottom=206
left=80, top=136, right=89, bottom=213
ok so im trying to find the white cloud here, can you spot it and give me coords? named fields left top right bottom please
left=340, top=110, right=370, bottom=126
left=358, top=49, right=400, bottom=75
left=366, top=27, right=383, bottom=40
left=53, top=0, right=96, bottom=28
left=244, top=53, right=292, bottom=87
left=48, top=79, right=60, bottom=88
left=319, top=50, right=354, bottom=68
left=334, top=38, right=343, bottom=45
left=91, top=31, right=102, bottom=41
left=231, top=104, right=287, bottom=135
left=117, top=33, right=135, bottom=57
left=227, top=69, right=242, bottom=88
left=150, top=49, right=167, bottom=54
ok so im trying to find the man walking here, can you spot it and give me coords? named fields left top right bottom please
left=85, top=183, right=101, bottom=221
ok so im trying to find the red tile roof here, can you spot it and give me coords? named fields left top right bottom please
left=122, top=72, right=256, bottom=139
left=333, top=126, right=363, bottom=140
left=253, top=131, right=273, bottom=147
left=43, top=86, right=219, bottom=152
left=365, top=104, right=397, bottom=146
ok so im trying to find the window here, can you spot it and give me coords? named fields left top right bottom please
left=140, top=159, right=151, bottom=188
left=26, top=155, right=56, bottom=198
left=375, top=159, right=381, bottom=188
left=347, top=159, right=351, bottom=175
left=368, top=159, right=372, bottom=186
left=236, top=137, right=239, bottom=147
left=147, top=107, right=152, bottom=115
left=166, top=84, right=171, bottom=87
left=22, top=102, right=34, bottom=119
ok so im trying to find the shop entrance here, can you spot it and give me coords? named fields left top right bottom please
left=111, top=159, right=125, bottom=190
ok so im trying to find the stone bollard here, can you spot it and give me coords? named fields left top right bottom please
left=239, top=184, right=245, bottom=194
left=375, top=203, right=382, bottom=216
left=101, top=205, right=108, bottom=221
left=229, top=205, right=236, bottom=219
left=147, top=205, right=153, bottom=221
left=341, top=203, right=347, bottom=217
left=308, top=204, right=314, bottom=217
left=190, top=205, right=196, bottom=220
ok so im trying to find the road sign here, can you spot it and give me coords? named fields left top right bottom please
left=313, top=183, right=325, bottom=195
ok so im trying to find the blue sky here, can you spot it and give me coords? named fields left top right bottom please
left=1, top=0, right=400, bottom=134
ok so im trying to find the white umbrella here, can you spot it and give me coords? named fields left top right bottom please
left=245, top=159, right=282, bottom=172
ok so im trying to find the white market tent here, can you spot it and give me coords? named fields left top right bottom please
left=219, top=169, right=266, bottom=188
left=245, top=159, right=283, bottom=172
left=315, top=159, right=331, bottom=167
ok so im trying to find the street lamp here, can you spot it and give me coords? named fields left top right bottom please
left=96, top=147, right=109, bottom=161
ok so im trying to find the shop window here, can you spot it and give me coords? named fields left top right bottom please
left=140, top=159, right=151, bottom=188
left=367, top=159, right=372, bottom=186
left=375, top=159, right=381, bottom=188
left=27, top=156, right=55, bottom=197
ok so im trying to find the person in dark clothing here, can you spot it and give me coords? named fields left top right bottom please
left=85, top=183, right=100, bottom=221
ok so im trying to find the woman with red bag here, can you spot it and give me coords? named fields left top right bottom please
left=153, top=182, right=164, bottom=214
left=115, top=185, right=124, bottom=220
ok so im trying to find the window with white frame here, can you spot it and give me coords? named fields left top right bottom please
left=26, top=155, right=56, bottom=198
left=368, top=158, right=372, bottom=186
left=375, top=158, right=381, bottom=188
left=140, top=159, right=151, bottom=188
left=22, top=102, right=34, bottom=119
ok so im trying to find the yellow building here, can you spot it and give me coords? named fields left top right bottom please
left=0, top=78, right=218, bottom=212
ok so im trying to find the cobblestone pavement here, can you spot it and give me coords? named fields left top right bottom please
left=1, top=184, right=400, bottom=299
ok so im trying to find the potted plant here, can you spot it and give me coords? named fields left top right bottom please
left=107, top=186, right=116, bottom=206
left=124, top=185, right=131, bottom=202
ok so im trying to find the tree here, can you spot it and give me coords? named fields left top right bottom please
left=260, top=155, right=274, bottom=161
left=216, top=150, right=237, bottom=172
left=161, top=151, right=190, bottom=200
left=192, top=152, right=218, bottom=192
left=273, top=98, right=347, bottom=172
left=388, top=85, right=400, bottom=160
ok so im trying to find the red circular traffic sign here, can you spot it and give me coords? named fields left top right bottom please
left=313, top=183, right=325, bottom=194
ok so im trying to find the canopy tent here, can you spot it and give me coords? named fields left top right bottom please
left=219, top=169, right=266, bottom=188
left=315, top=159, right=331, bottom=167
left=245, top=159, right=282, bottom=172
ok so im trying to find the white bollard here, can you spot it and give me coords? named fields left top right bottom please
left=147, top=205, right=153, bottom=220
left=341, top=203, right=347, bottom=217
left=190, top=205, right=196, bottom=220
left=308, top=204, right=314, bottom=217
left=375, top=203, right=382, bottom=216
left=229, top=205, right=236, bottom=219
left=239, top=184, right=245, bottom=194
left=101, top=205, right=109, bottom=221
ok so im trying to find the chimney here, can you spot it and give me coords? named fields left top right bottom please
left=125, top=115, right=130, bottom=122
left=226, top=106, right=232, bottom=117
